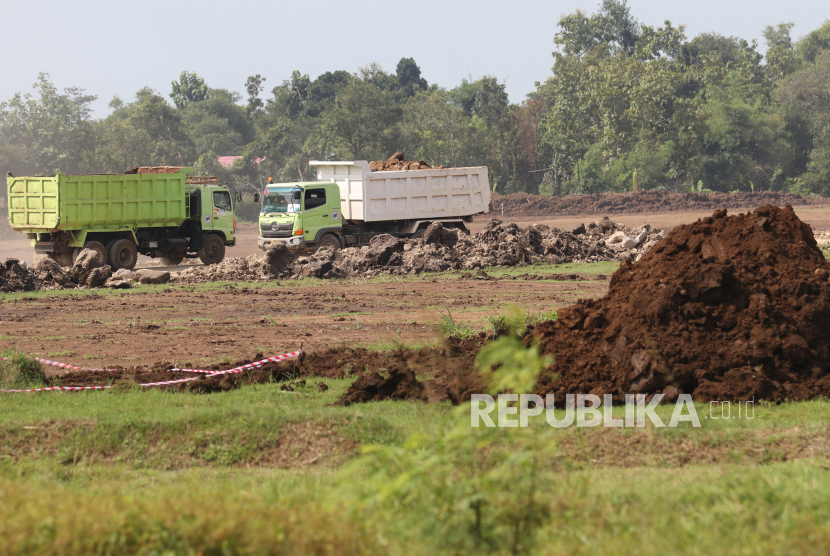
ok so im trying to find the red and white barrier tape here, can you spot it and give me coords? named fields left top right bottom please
left=0, top=350, right=302, bottom=393
left=169, top=351, right=303, bottom=374
left=0, top=356, right=119, bottom=372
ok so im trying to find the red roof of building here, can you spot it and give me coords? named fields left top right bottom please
left=217, top=156, right=265, bottom=168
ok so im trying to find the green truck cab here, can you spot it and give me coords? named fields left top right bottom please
left=257, top=182, right=343, bottom=251
left=258, top=161, right=491, bottom=253
left=7, top=167, right=236, bottom=269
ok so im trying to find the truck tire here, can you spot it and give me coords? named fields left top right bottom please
left=160, top=256, right=184, bottom=266
left=104, top=240, right=118, bottom=265
left=198, top=234, right=225, bottom=265
left=83, top=241, right=108, bottom=265
left=109, top=239, right=138, bottom=270
left=317, top=234, right=342, bottom=252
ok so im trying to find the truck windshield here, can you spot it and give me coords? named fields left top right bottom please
left=262, top=187, right=300, bottom=214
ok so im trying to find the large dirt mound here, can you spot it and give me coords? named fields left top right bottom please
left=492, top=190, right=826, bottom=218
left=530, top=205, right=830, bottom=402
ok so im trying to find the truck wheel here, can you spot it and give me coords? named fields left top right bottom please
left=109, top=239, right=138, bottom=270
left=317, top=234, right=342, bottom=252
left=160, top=256, right=184, bottom=266
left=83, top=241, right=108, bottom=264
left=198, top=234, right=225, bottom=265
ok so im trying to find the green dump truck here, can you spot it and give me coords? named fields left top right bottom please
left=258, top=160, right=490, bottom=252
left=7, top=167, right=237, bottom=269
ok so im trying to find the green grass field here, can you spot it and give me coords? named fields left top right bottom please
left=2, top=377, right=830, bottom=555
left=2, top=258, right=829, bottom=554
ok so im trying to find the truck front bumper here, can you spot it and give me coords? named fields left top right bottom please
left=258, top=236, right=305, bottom=250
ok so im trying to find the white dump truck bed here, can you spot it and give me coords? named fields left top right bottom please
left=310, top=160, right=490, bottom=223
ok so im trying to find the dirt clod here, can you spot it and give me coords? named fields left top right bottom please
left=0, top=249, right=112, bottom=292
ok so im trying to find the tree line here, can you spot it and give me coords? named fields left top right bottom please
left=2, top=1, right=830, bottom=197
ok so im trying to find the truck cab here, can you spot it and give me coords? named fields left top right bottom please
left=257, top=182, right=342, bottom=251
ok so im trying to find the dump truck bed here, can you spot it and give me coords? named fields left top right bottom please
left=7, top=171, right=189, bottom=232
left=310, top=160, right=490, bottom=223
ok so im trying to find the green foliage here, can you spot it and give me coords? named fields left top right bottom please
left=439, top=308, right=476, bottom=340
left=0, top=73, right=96, bottom=176
left=0, top=350, right=46, bottom=389
left=477, top=335, right=553, bottom=395
left=355, top=404, right=556, bottom=555
left=3, top=11, right=830, bottom=196
left=169, top=71, right=209, bottom=109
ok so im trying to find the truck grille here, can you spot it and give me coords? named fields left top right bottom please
left=261, top=223, right=294, bottom=238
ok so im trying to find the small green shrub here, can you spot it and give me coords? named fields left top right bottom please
left=486, top=306, right=558, bottom=339
left=0, top=350, right=47, bottom=389
left=439, top=308, right=476, bottom=340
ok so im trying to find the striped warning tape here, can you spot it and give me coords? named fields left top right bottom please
left=0, top=350, right=302, bottom=393
left=0, top=356, right=120, bottom=372
left=169, top=351, right=302, bottom=374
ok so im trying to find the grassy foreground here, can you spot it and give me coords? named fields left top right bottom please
left=2, top=378, right=830, bottom=555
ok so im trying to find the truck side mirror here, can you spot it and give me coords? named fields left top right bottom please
left=254, top=192, right=260, bottom=203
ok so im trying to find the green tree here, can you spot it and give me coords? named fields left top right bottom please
left=91, top=87, right=191, bottom=171
left=777, top=49, right=830, bottom=194
left=0, top=73, right=96, bottom=175
left=182, top=88, right=252, bottom=157
left=401, top=89, right=470, bottom=166
left=170, top=71, right=209, bottom=109
left=245, top=74, right=266, bottom=117
left=395, top=57, right=428, bottom=98
left=324, top=80, right=395, bottom=159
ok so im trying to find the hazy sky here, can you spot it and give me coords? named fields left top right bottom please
left=2, top=0, right=827, bottom=116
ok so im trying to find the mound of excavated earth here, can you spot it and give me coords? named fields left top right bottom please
left=170, top=218, right=663, bottom=284
left=3, top=218, right=660, bottom=290
left=492, top=190, right=827, bottom=218
left=529, top=205, right=830, bottom=402
left=0, top=249, right=112, bottom=293
left=288, top=218, right=664, bottom=280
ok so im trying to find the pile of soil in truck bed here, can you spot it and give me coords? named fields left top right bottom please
left=369, top=151, right=443, bottom=171
left=529, top=205, right=830, bottom=402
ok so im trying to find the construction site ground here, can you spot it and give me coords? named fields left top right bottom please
left=0, top=261, right=613, bottom=373
left=3, top=197, right=830, bottom=555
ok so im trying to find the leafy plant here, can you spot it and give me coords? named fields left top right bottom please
left=486, top=306, right=558, bottom=339
left=476, top=333, right=553, bottom=396
left=439, top=308, right=476, bottom=340
left=355, top=414, right=555, bottom=554
left=0, top=350, right=47, bottom=389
